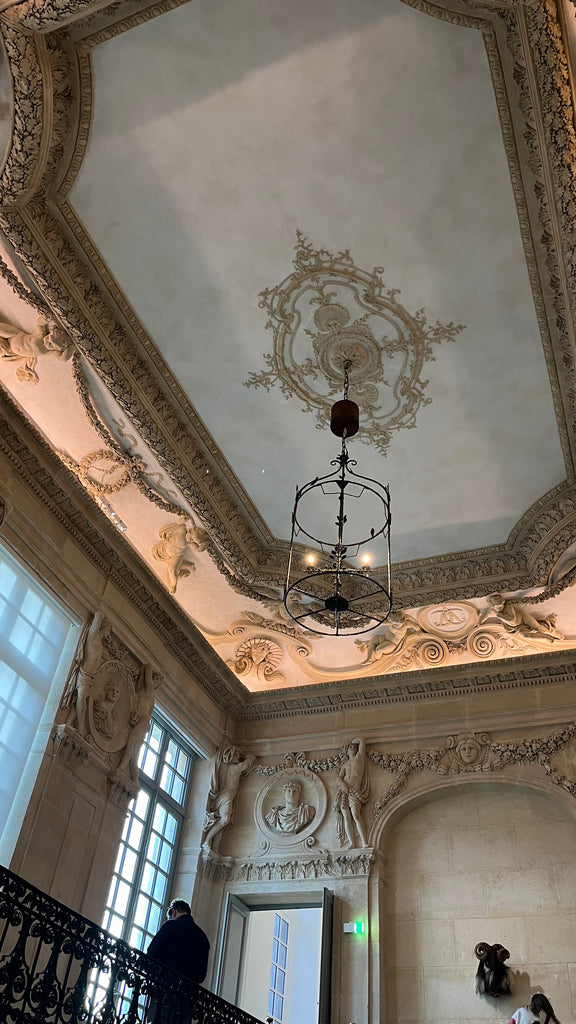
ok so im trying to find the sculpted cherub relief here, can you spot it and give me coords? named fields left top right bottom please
left=152, top=519, right=209, bottom=594
left=202, top=745, right=255, bottom=852
left=478, top=594, right=563, bottom=640
left=0, top=319, right=72, bottom=383
left=355, top=611, right=423, bottom=664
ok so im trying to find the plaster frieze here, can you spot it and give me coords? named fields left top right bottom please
left=197, top=848, right=374, bottom=883
left=368, top=722, right=576, bottom=827
left=0, top=2, right=574, bottom=616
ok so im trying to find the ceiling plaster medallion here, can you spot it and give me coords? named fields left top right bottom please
left=245, top=233, right=464, bottom=455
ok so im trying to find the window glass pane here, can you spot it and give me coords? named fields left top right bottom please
left=278, top=943, right=287, bottom=969
left=274, top=914, right=281, bottom=938
left=280, top=918, right=289, bottom=944
left=102, top=712, right=196, bottom=957
left=276, top=970, right=285, bottom=995
left=0, top=545, right=75, bottom=840
left=274, top=994, right=284, bottom=1019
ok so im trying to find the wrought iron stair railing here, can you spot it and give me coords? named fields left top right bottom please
left=0, top=863, right=261, bottom=1024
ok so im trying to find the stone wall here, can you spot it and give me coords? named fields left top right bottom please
left=385, top=781, right=576, bottom=1023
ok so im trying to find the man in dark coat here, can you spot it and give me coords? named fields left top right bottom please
left=146, top=898, right=210, bottom=1023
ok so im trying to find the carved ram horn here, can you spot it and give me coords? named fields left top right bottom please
left=474, top=942, right=491, bottom=960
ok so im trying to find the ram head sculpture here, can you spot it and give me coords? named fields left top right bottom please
left=474, top=942, right=511, bottom=997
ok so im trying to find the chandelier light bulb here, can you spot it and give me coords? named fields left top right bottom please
left=305, top=553, right=317, bottom=565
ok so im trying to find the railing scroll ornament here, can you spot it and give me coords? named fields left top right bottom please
left=0, top=863, right=262, bottom=1024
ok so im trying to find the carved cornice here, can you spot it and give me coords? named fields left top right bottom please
left=241, top=651, right=576, bottom=720
left=0, top=2, right=575, bottom=627
left=0, top=389, right=246, bottom=718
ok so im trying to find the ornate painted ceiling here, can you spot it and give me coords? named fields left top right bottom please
left=1, top=0, right=576, bottom=705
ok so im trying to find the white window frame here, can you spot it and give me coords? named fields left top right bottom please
left=0, top=541, right=79, bottom=864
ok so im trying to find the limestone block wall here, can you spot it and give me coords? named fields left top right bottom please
left=385, top=782, right=576, bottom=1024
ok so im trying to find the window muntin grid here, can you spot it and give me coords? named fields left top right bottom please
left=268, top=914, right=289, bottom=1023
left=102, top=712, right=195, bottom=953
left=0, top=546, right=74, bottom=836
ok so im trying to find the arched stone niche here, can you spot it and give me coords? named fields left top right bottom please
left=378, top=778, right=576, bottom=1024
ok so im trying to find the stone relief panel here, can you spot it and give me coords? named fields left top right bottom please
left=255, top=767, right=327, bottom=851
left=59, top=613, right=162, bottom=786
left=245, top=232, right=463, bottom=455
left=335, top=738, right=370, bottom=849
left=201, top=725, right=576, bottom=868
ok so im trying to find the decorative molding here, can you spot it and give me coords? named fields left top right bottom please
left=0, top=394, right=246, bottom=718
left=241, top=652, right=576, bottom=720
left=51, top=722, right=91, bottom=766
left=245, top=232, right=463, bottom=456
left=229, top=636, right=285, bottom=687
left=368, top=722, right=576, bottom=823
left=197, top=849, right=375, bottom=883
left=353, top=598, right=567, bottom=674
left=0, top=2, right=573, bottom=615
left=107, top=768, right=139, bottom=807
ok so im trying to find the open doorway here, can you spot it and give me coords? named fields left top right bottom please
left=216, top=891, right=333, bottom=1024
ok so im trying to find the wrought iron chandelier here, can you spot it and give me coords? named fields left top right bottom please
left=283, top=361, right=392, bottom=635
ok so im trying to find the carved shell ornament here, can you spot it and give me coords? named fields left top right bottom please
left=245, top=233, right=464, bottom=455
left=230, top=635, right=284, bottom=685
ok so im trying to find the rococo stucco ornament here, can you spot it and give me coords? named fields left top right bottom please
left=152, top=519, right=209, bottom=595
left=245, top=232, right=463, bottom=455
left=355, top=597, right=566, bottom=672
left=229, top=635, right=284, bottom=686
left=0, top=318, right=73, bottom=383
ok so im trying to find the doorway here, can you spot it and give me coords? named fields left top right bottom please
left=216, top=891, right=333, bottom=1024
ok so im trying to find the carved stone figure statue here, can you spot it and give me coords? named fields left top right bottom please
left=355, top=612, right=422, bottom=664
left=265, top=780, right=315, bottom=834
left=152, top=519, right=209, bottom=594
left=0, top=319, right=72, bottom=383
left=335, top=737, right=370, bottom=848
left=202, top=745, right=255, bottom=852
left=118, top=663, right=159, bottom=780
left=479, top=595, right=563, bottom=640
left=62, top=611, right=107, bottom=738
